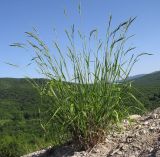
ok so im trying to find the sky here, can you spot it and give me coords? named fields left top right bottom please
left=0, top=0, right=160, bottom=78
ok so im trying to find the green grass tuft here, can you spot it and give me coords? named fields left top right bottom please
left=12, top=17, right=147, bottom=150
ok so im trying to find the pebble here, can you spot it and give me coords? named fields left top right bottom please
left=129, top=115, right=141, bottom=120
left=151, top=113, right=159, bottom=119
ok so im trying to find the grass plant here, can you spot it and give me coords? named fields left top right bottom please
left=12, top=16, right=148, bottom=150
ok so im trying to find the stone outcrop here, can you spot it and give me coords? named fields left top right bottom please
left=22, top=108, right=160, bottom=157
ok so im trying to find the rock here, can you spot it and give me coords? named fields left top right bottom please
left=129, top=114, right=141, bottom=121
left=143, top=121, right=149, bottom=125
left=116, top=150, right=123, bottom=155
left=122, top=144, right=128, bottom=151
left=139, top=129, right=147, bottom=135
left=156, top=150, right=160, bottom=157
left=151, top=113, right=159, bottom=119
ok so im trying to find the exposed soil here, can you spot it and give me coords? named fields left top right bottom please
left=22, top=108, right=160, bottom=157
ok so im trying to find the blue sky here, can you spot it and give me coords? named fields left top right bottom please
left=0, top=0, right=160, bottom=78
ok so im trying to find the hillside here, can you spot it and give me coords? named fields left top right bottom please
left=132, top=71, right=160, bottom=87
left=127, top=74, right=146, bottom=81
left=0, top=72, right=160, bottom=156
left=0, top=78, right=51, bottom=156
left=132, top=71, right=160, bottom=110
left=0, top=78, right=44, bottom=120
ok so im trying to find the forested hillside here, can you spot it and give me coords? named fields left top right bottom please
left=133, top=71, right=160, bottom=110
left=0, top=78, right=51, bottom=156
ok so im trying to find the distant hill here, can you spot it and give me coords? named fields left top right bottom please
left=131, top=71, right=160, bottom=110
left=0, top=78, right=41, bottom=119
left=0, top=72, right=160, bottom=118
left=128, top=74, right=146, bottom=81
left=1, top=71, right=160, bottom=92
left=0, top=78, right=47, bottom=89
left=132, top=71, right=160, bottom=87
left=0, top=78, right=53, bottom=156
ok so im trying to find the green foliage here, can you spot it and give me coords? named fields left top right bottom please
left=12, top=17, right=147, bottom=149
left=0, top=136, right=25, bottom=157
left=0, top=78, right=52, bottom=156
left=132, top=71, right=160, bottom=110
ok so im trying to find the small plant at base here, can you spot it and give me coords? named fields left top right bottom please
left=11, top=16, right=150, bottom=150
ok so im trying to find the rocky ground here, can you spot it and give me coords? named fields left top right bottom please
left=22, top=108, right=160, bottom=157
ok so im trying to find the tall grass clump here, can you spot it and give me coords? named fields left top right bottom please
left=12, top=17, right=148, bottom=149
